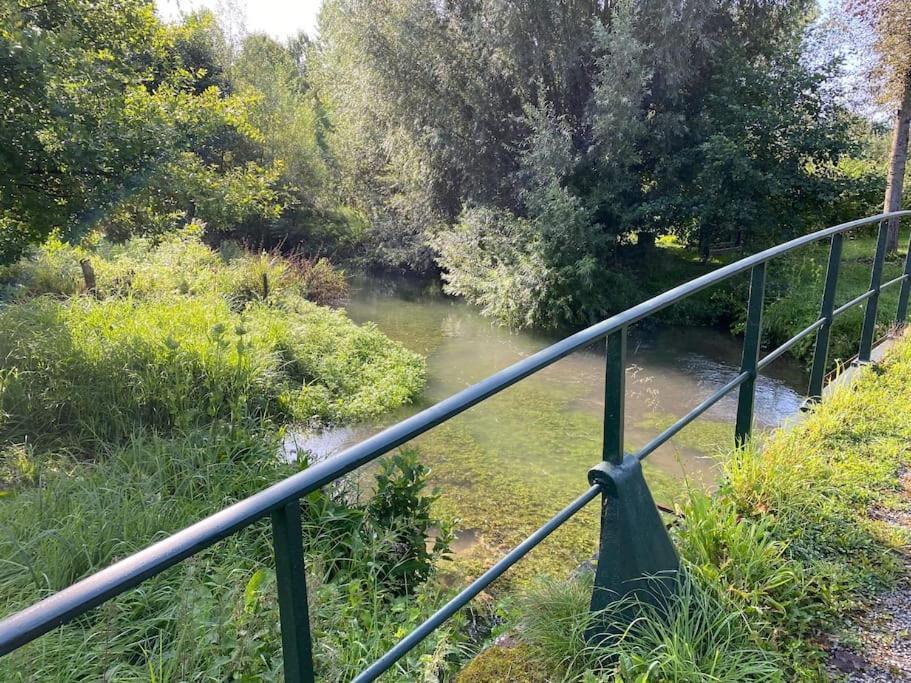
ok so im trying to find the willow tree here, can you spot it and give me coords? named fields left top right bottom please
left=847, top=0, right=911, bottom=251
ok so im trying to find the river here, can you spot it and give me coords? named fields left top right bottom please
left=288, top=275, right=809, bottom=578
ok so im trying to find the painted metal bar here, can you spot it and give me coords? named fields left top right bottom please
left=2, top=210, right=910, bottom=657
left=602, top=328, right=627, bottom=466
left=635, top=371, right=750, bottom=461
left=271, top=502, right=315, bottom=683
left=833, top=289, right=877, bottom=319
left=350, top=485, right=601, bottom=683
left=735, top=264, right=767, bottom=445
left=758, top=318, right=825, bottom=373
left=858, top=221, right=890, bottom=362
left=881, top=274, right=909, bottom=291
left=808, top=234, right=844, bottom=399
left=898, top=224, right=911, bottom=324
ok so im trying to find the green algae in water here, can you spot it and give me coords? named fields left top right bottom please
left=317, top=275, right=809, bottom=586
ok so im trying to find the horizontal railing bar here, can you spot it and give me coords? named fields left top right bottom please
left=635, top=372, right=750, bottom=461
left=757, top=318, right=826, bottom=371
left=881, top=273, right=910, bottom=291
left=833, top=289, right=876, bottom=318
left=350, top=484, right=602, bottom=683
left=2, top=210, right=909, bottom=656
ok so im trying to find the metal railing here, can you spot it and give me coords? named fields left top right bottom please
left=1, top=211, right=910, bottom=681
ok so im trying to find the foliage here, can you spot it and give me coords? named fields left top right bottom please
left=0, top=430, right=459, bottom=681
left=516, top=573, right=783, bottom=682
left=0, top=1, right=286, bottom=261
left=0, top=226, right=460, bottom=678
left=0, top=231, right=420, bottom=447
left=365, top=449, right=452, bottom=595
left=315, top=0, right=879, bottom=327
left=759, top=226, right=909, bottom=367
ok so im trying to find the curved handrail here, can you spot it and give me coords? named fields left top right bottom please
left=1, top=210, right=910, bottom=674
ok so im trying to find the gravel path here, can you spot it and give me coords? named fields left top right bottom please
left=827, top=472, right=911, bottom=682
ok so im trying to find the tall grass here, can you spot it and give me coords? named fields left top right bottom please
left=0, top=433, right=462, bottom=680
left=0, top=290, right=422, bottom=447
left=0, top=230, right=461, bottom=679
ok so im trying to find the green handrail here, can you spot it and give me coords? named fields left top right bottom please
left=1, top=211, right=910, bottom=682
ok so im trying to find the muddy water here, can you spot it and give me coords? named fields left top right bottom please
left=288, top=276, right=808, bottom=577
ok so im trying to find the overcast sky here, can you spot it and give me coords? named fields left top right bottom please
left=155, top=0, right=322, bottom=40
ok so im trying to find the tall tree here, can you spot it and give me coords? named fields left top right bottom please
left=0, top=1, right=281, bottom=261
left=847, top=0, right=911, bottom=251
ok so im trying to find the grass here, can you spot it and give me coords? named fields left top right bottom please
left=627, top=227, right=911, bottom=374
left=0, top=435, right=464, bottom=680
left=760, top=226, right=911, bottom=367
left=0, top=233, right=424, bottom=448
left=0, top=231, right=465, bottom=680
left=459, top=331, right=911, bottom=681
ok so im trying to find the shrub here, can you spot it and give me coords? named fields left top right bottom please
left=0, top=295, right=424, bottom=446
left=0, top=227, right=350, bottom=309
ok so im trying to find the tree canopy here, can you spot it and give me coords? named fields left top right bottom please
left=0, top=0, right=898, bottom=328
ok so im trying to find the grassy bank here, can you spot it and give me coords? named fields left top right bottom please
left=639, top=227, right=911, bottom=372
left=0, top=233, right=474, bottom=680
left=460, top=332, right=911, bottom=681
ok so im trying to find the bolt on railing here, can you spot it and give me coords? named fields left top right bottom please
left=1, top=211, right=910, bottom=682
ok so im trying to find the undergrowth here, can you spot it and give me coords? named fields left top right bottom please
left=0, top=229, right=458, bottom=679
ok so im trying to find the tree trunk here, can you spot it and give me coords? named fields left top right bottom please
left=884, top=79, right=911, bottom=252
left=79, top=258, right=97, bottom=298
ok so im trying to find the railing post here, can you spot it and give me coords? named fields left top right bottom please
left=588, top=327, right=678, bottom=634
left=735, top=263, right=766, bottom=445
left=808, top=234, right=844, bottom=400
left=858, top=220, right=890, bottom=363
left=602, top=328, right=626, bottom=466
left=897, top=220, right=911, bottom=324
left=271, top=501, right=316, bottom=683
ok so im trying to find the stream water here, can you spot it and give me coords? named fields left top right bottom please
left=287, top=276, right=809, bottom=575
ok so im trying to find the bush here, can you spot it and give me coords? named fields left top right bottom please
left=0, top=294, right=424, bottom=446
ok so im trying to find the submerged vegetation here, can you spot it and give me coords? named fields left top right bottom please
left=462, top=334, right=911, bottom=681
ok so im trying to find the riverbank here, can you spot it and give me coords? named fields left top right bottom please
left=0, top=234, right=468, bottom=680
left=459, top=331, right=911, bottom=681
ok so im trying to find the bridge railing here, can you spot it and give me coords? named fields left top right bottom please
left=1, top=210, right=910, bottom=681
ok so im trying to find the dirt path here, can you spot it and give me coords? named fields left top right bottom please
left=827, top=471, right=911, bottom=682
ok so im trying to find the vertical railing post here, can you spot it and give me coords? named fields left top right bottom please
left=602, top=327, right=626, bottom=466
left=271, top=501, right=316, bottom=683
left=858, top=220, right=890, bottom=363
left=808, top=233, right=844, bottom=400
left=896, top=219, right=911, bottom=324
left=588, top=325, right=678, bottom=630
left=735, top=263, right=766, bottom=445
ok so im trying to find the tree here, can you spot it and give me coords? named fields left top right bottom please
left=846, top=0, right=911, bottom=251
left=0, top=1, right=282, bottom=261
left=312, top=0, right=863, bottom=326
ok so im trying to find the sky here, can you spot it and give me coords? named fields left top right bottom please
left=155, top=0, right=323, bottom=40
